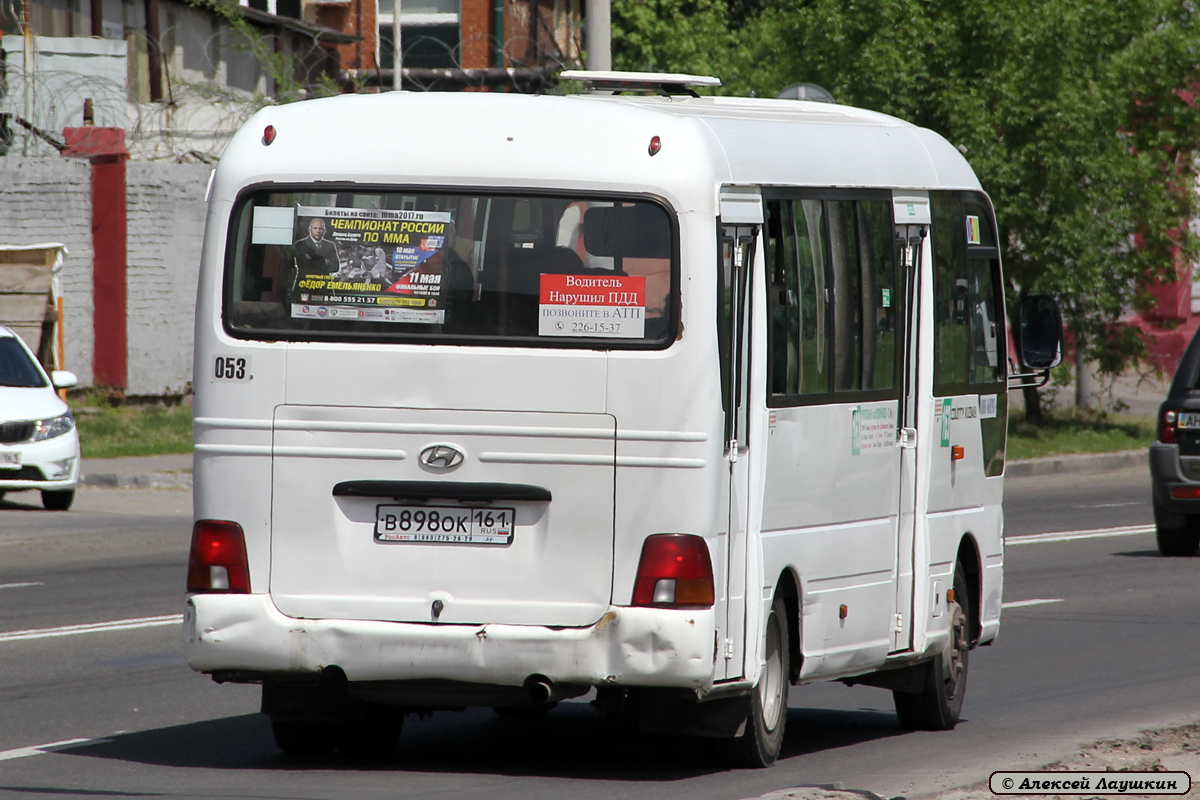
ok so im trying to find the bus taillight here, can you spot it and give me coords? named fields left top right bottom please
left=188, top=520, right=251, bottom=593
left=632, top=534, right=714, bottom=608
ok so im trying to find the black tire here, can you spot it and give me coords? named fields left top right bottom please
left=1154, top=498, right=1200, bottom=557
left=894, top=562, right=969, bottom=731
left=270, top=718, right=337, bottom=756
left=718, top=596, right=789, bottom=768
left=336, top=710, right=403, bottom=759
left=41, top=489, right=74, bottom=511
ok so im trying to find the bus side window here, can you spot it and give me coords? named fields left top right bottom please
left=857, top=200, right=897, bottom=391
left=766, top=200, right=798, bottom=395
left=795, top=200, right=828, bottom=394
left=964, top=203, right=1003, bottom=384
left=968, top=255, right=1001, bottom=383
left=718, top=222, right=755, bottom=452
left=719, top=234, right=734, bottom=416
left=829, top=200, right=862, bottom=392
left=766, top=196, right=893, bottom=403
left=931, top=194, right=1006, bottom=391
left=931, top=194, right=971, bottom=389
left=766, top=199, right=829, bottom=404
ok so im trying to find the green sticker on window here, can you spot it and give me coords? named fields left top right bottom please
left=940, top=398, right=953, bottom=447
left=882, top=288, right=891, bottom=308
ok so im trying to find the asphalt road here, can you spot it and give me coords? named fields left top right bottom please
left=0, top=467, right=1186, bottom=800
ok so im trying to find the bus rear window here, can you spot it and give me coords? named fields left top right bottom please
left=224, top=190, right=677, bottom=346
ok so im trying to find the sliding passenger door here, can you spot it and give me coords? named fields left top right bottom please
left=759, top=192, right=906, bottom=678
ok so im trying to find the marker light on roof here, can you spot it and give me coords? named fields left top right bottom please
left=648, top=135, right=662, bottom=156
left=262, top=125, right=277, bottom=146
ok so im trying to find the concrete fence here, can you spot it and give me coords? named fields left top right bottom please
left=0, top=156, right=210, bottom=395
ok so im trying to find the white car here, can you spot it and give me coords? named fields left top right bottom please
left=0, top=325, right=80, bottom=510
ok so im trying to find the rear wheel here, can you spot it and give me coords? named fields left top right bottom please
left=270, top=719, right=337, bottom=756
left=717, top=596, right=789, bottom=768
left=41, top=489, right=74, bottom=511
left=894, top=562, right=969, bottom=730
left=1154, top=498, right=1200, bottom=557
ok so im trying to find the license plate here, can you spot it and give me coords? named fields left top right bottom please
left=374, top=504, right=515, bottom=545
left=1180, top=413, right=1200, bottom=430
left=0, top=451, right=20, bottom=470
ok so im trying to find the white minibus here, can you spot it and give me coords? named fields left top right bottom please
left=184, top=72, right=1060, bottom=767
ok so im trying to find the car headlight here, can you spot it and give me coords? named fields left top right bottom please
left=31, top=411, right=75, bottom=442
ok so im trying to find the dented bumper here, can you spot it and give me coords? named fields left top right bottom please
left=183, top=594, right=717, bottom=691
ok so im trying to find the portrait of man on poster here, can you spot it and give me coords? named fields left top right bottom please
left=294, top=217, right=340, bottom=274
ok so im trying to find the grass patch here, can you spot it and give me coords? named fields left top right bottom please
left=71, top=396, right=193, bottom=459
left=1007, top=410, right=1155, bottom=461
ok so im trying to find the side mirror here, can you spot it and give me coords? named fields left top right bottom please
left=50, top=370, right=79, bottom=390
left=1018, top=296, right=1063, bottom=370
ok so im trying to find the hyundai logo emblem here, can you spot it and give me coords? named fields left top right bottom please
left=420, top=444, right=465, bottom=470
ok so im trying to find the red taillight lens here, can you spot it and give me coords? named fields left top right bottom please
left=632, top=534, right=714, bottom=608
left=1160, top=409, right=1178, bottom=444
left=187, top=520, right=251, bottom=593
left=1172, top=486, right=1200, bottom=499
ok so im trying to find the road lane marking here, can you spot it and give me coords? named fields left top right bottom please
left=0, top=614, right=183, bottom=643
left=1006, top=524, right=1154, bottom=545
left=1002, top=598, right=1064, bottom=609
left=0, top=738, right=104, bottom=761
left=0, top=581, right=43, bottom=590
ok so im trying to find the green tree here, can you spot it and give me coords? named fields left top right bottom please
left=615, top=0, right=1200, bottom=420
left=612, top=0, right=733, bottom=81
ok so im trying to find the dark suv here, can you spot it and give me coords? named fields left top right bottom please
left=1151, top=333, right=1200, bottom=556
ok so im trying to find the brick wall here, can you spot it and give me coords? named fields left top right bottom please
left=0, top=156, right=211, bottom=396
left=0, top=157, right=95, bottom=385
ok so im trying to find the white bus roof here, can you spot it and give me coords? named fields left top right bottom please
left=214, top=90, right=982, bottom=204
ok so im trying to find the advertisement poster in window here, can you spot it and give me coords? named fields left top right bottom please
left=290, top=206, right=455, bottom=324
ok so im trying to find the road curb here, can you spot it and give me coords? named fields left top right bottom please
left=1006, top=449, right=1146, bottom=478
left=80, top=472, right=193, bottom=490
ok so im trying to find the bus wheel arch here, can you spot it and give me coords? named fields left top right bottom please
left=956, top=535, right=982, bottom=647
left=775, top=568, right=802, bottom=683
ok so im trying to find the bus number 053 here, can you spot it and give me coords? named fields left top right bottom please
left=214, top=356, right=250, bottom=381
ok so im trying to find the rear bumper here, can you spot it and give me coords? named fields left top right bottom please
left=183, top=593, right=717, bottom=693
left=1150, top=442, right=1200, bottom=516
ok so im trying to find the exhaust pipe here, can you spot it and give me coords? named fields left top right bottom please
left=519, top=675, right=590, bottom=705
left=525, top=675, right=554, bottom=704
